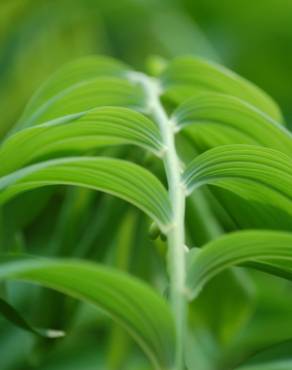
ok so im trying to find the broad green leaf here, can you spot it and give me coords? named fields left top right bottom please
left=0, top=157, right=171, bottom=232
left=18, top=56, right=130, bottom=128
left=186, top=230, right=292, bottom=300
left=0, top=297, right=64, bottom=338
left=0, top=255, right=175, bottom=369
left=17, top=77, right=146, bottom=129
left=161, top=57, right=282, bottom=122
left=0, top=107, right=164, bottom=176
left=183, top=145, right=292, bottom=221
left=173, top=93, right=292, bottom=155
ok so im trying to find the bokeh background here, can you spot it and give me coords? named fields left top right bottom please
left=1, top=1, right=292, bottom=369
left=1, top=0, right=292, bottom=137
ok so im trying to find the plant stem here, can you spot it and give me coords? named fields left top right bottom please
left=129, top=72, right=187, bottom=370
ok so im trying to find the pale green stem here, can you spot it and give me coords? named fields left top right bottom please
left=129, top=72, right=187, bottom=370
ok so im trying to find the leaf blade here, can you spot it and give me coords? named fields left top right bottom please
left=161, top=57, right=282, bottom=122
left=19, top=77, right=147, bottom=128
left=173, top=93, right=291, bottom=155
left=0, top=107, right=164, bottom=176
left=186, top=230, right=292, bottom=300
left=183, top=145, right=292, bottom=222
left=0, top=157, right=171, bottom=231
left=18, top=56, right=131, bottom=128
left=0, top=255, right=175, bottom=369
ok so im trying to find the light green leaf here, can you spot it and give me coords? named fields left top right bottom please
left=183, top=145, right=292, bottom=221
left=0, top=157, right=171, bottom=232
left=0, top=107, right=164, bottom=176
left=186, top=230, right=292, bottom=300
left=173, top=93, right=292, bottom=155
left=0, top=255, right=175, bottom=370
left=18, top=56, right=130, bottom=128
left=161, top=57, right=282, bottom=122
left=17, top=77, right=146, bottom=129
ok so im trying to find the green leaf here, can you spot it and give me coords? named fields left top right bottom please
left=161, top=57, right=282, bottom=122
left=186, top=230, right=292, bottom=300
left=0, top=107, right=164, bottom=176
left=173, top=93, right=292, bottom=155
left=0, top=157, right=171, bottom=232
left=183, top=145, right=292, bottom=221
left=18, top=56, right=130, bottom=128
left=17, top=77, right=146, bottom=129
left=0, top=255, right=175, bottom=369
left=0, top=297, right=64, bottom=338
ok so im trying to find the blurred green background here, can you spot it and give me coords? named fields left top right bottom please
left=1, top=1, right=292, bottom=369
left=1, top=0, right=292, bottom=137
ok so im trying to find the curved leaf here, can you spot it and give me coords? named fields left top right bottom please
left=186, top=230, right=292, bottom=300
left=183, top=145, right=292, bottom=220
left=173, top=93, right=292, bottom=155
left=17, top=77, right=147, bottom=129
left=0, top=157, right=171, bottom=232
left=0, top=255, right=175, bottom=369
left=18, top=56, right=130, bottom=128
left=161, top=57, right=282, bottom=122
left=0, top=107, right=164, bottom=176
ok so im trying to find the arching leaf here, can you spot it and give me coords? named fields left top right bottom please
left=186, top=230, right=292, bottom=300
left=183, top=145, right=292, bottom=221
left=18, top=56, right=130, bottom=128
left=17, top=77, right=147, bottom=128
left=0, top=255, right=175, bottom=370
left=173, top=93, right=292, bottom=155
left=161, top=57, right=282, bottom=122
left=0, top=107, right=164, bottom=176
left=0, top=157, right=171, bottom=232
